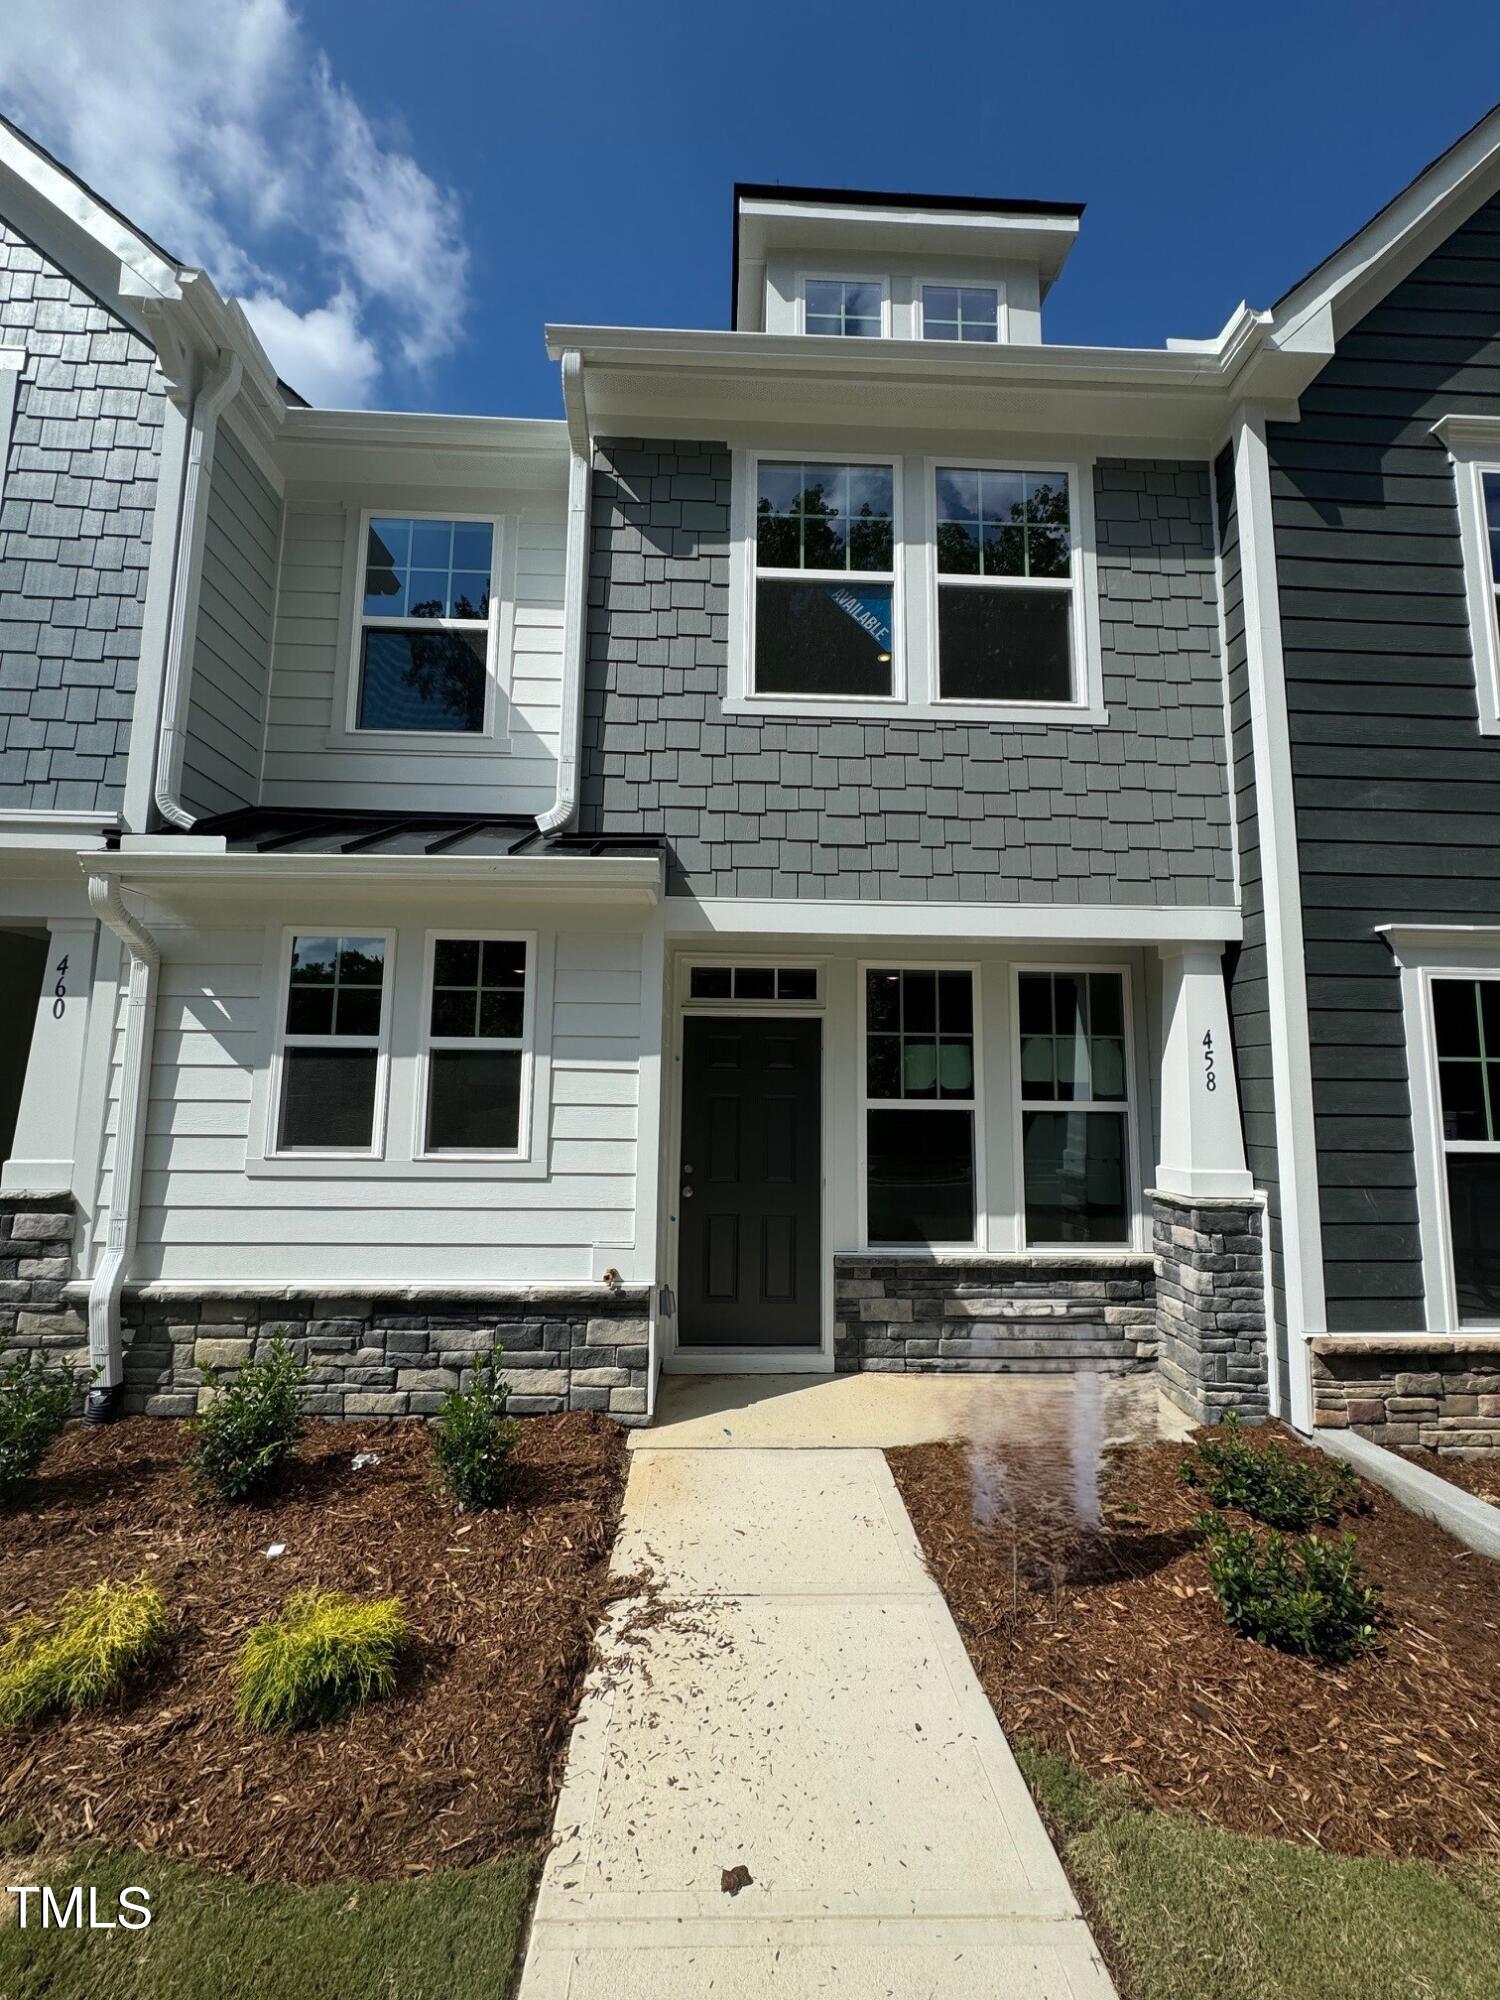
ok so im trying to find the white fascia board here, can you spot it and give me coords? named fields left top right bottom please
left=0, top=119, right=181, bottom=308
left=1272, top=106, right=1500, bottom=349
left=667, top=897, right=1241, bottom=944
left=83, top=850, right=663, bottom=901
left=276, top=408, right=569, bottom=491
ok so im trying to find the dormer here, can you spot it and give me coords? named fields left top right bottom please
left=732, top=183, right=1083, bottom=345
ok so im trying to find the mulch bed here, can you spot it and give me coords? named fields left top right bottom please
left=1402, top=1449, right=1500, bottom=1507
left=0, top=1414, right=627, bottom=1884
left=888, top=1422, right=1500, bottom=1863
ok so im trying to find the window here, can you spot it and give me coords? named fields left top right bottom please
left=689, top=965, right=819, bottom=1002
left=1017, top=970, right=1131, bottom=1246
left=922, top=285, right=999, bottom=343
left=275, top=934, right=389, bottom=1153
left=863, top=968, right=976, bottom=1244
left=804, top=278, right=883, bottom=337
left=1431, top=978, right=1500, bottom=1320
left=934, top=466, right=1074, bottom=703
left=355, top=515, right=494, bottom=733
left=1436, top=419, right=1500, bottom=735
left=754, top=460, right=897, bottom=697
left=421, top=936, right=530, bottom=1154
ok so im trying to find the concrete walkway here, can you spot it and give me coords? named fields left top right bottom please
left=519, top=1379, right=1127, bottom=1997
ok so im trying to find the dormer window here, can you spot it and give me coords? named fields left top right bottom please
left=354, top=513, right=497, bottom=734
left=802, top=278, right=885, bottom=338
left=920, top=284, right=1000, bottom=343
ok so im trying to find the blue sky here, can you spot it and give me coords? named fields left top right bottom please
left=4, top=3, right=1500, bottom=414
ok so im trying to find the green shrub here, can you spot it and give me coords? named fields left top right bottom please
left=0, top=1357, right=82, bottom=1507
left=1199, top=1516, right=1380, bottom=1663
left=0, top=1575, right=170, bottom=1726
left=432, top=1351, right=520, bottom=1509
left=191, top=1334, right=308, bottom=1502
left=235, top=1589, right=408, bottom=1730
left=1181, top=1411, right=1359, bottom=1531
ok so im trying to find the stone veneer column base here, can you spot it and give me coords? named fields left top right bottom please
left=1153, top=1192, right=1267, bottom=1424
left=834, top=1255, right=1157, bottom=1374
left=1312, top=1337, right=1500, bottom=1454
left=0, top=1192, right=86, bottom=1373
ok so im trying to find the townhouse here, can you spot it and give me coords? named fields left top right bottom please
left=0, top=106, right=1497, bottom=1446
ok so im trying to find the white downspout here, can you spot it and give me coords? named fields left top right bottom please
left=155, top=348, right=242, bottom=829
left=84, top=872, right=161, bottom=1421
left=537, top=350, right=590, bottom=834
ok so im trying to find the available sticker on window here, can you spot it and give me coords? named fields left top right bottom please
left=829, top=586, right=892, bottom=652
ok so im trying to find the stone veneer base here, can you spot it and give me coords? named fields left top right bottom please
left=834, top=1254, right=1158, bottom=1375
left=1152, top=1192, right=1267, bottom=1424
left=1312, top=1336, right=1500, bottom=1454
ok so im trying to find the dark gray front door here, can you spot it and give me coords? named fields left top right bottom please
left=678, top=1015, right=822, bottom=1347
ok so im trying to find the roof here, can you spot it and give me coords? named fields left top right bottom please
left=179, top=807, right=667, bottom=863
left=733, top=182, right=1085, bottom=219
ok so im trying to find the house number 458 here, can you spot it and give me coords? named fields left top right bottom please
left=1202, top=1028, right=1217, bottom=1093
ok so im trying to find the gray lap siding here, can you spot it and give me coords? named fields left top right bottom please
left=1266, top=188, right=1500, bottom=1333
left=0, top=220, right=161, bottom=813
left=581, top=440, right=1235, bottom=905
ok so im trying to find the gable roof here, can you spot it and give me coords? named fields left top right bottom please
left=1271, top=99, right=1500, bottom=350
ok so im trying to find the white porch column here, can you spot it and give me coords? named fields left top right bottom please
left=2, top=917, right=98, bottom=1193
left=1154, top=944, right=1253, bottom=1199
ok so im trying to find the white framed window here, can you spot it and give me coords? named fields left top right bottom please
left=750, top=455, right=900, bottom=701
left=1013, top=967, right=1136, bottom=1249
left=919, top=283, right=1000, bottom=343
left=859, top=964, right=981, bottom=1248
left=269, top=930, right=394, bottom=1158
left=685, top=962, right=822, bottom=1006
left=349, top=511, right=501, bottom=735
left=416, top=932, right=534, bottom=1158
left=1435, top=416, right=1500, bottom=735
left=800, top=276, right=888, bottom=338
left=931, top=460, right=1083, bottom=707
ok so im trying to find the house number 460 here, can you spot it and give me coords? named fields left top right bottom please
left=1202, top=1028, right=1217, bottom=1093
left=51, top=953, right=69, bottom=1020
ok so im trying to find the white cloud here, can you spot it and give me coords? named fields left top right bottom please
left=239, top=289, right=380, bottom=409
left=0, top=0, right=470, bottom=405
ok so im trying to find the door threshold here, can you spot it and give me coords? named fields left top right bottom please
left=664, top=1350, right=832, bottom=1376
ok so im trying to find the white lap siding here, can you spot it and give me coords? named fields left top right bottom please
left=259, top=500, right=567, bottom=815
left=92, top=919, right=645, bottom=1287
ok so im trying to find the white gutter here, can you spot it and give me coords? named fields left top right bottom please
left=154, top=347, right=242, bottom=829
left=538, top=350, right=590, bottom=836
left=83, top=871, right=162, bottom=1418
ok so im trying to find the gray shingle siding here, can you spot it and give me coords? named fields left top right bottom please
left=1217, top=444, right=1289, bottom=1408
left=1266, top=187, right=1500, bottom=1334
left=581, top=439, right=1235, bottom=903
left=0, top=220, right=161, bottom=813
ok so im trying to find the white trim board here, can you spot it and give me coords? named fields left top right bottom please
left=1433, top=416, right=1500, bottom=736
left=666, top=898, right=1242, bottom=944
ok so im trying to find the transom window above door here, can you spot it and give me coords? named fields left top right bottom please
left=753, top=460, right=896, bottom=698
left=935, top=466, right=1075, bottom=703
left=803, top=278, right=884, bottom=337
left=355, top=515, right=495, bottom=734
left=689, top=965, right=819, bottom=1002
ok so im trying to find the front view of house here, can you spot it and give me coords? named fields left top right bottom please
left=3, top=112, right=1500, bottom=1445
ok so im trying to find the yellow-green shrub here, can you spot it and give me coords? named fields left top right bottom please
left=0, top=1576, right=170, bottom=1726
left=235, top=1589, right=408, bottom=1731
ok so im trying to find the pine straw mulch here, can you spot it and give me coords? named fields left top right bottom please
left=888, top=1422, right=1500, bottom=1864
left=1403, top=1449, right=1500, bottom=1507
left=0, top=1413, right=627, bottom=1884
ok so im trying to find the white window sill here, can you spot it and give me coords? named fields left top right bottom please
left=721, top=697, right=1108, bottom=726
left=321, top=728, right=512, bottom=755
left=245, top=1152, right=547, bottom=1182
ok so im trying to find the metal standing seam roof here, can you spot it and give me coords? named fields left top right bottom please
left=159, top=808, right=668, bottom=863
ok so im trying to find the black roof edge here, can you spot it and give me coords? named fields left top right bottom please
left=730, top=181, right=1085, bottom=329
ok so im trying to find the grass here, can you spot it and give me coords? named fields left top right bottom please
left=235, top=1590, right=408, bottom=1731
left=0, top=1578, right=170, bottom=1726
left=1017, top=1742, right=1500, bottom=2000
left=0, top=1830, right=536, bottom=2000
